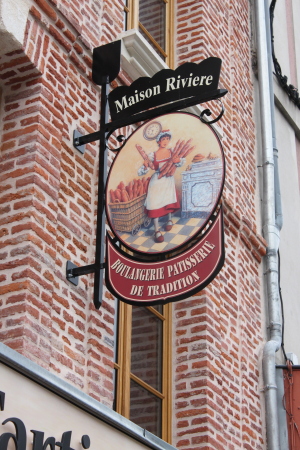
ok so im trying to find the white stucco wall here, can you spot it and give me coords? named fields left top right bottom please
left=291, top=0, right=300, bottom=86
left=254, top=1, right=300, bottom=364
left=273, top=0, right=290, bottom=81
left=275, top=105, right=300, bottom=360
left=271, top=0, right=300, bottom=362
left=0, top=0, right=31, bottom=56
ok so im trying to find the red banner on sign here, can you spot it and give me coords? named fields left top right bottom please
left=106, top=208, right=224, bottom=305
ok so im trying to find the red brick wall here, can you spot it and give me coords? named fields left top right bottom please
left=174, top=1, right=266, bottom=449
left=0, top=0, right=123, bottom=407
left=0, top=0, right=267, bottom=447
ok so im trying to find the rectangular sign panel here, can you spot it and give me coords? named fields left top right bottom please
left=108, top=58, right=222, bottom=121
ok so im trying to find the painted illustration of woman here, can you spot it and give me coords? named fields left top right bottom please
left=137, top=130, right=193, bottom=243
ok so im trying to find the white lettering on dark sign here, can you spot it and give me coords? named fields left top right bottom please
left=115, top=85, right=161, bottom=113
left=114, top=74, right=214, bottom=113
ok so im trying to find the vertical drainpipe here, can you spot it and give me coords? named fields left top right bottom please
left=265, top=1, right=283, bottom=231
left=255, top=0, right=283, bottom=449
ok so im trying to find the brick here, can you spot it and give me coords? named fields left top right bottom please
left=64, top=346, right=85, bottom=364
left=68, top=327, right=84, bottom=342
left=48, top=26, right=72, bottom=52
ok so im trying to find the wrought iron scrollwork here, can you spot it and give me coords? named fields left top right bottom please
left=105, top=129, right=127, bottom=152
left=199, top=99, right=225, bottom=125
left=270, top=0, right=300, bottom=109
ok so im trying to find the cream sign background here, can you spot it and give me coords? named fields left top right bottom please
left=106, top=112, right=224, bottom=255
left=0, top=364, right=150, bottom=450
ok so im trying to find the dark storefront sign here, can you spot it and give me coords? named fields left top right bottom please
left=108, top=58, right=222, bottom=120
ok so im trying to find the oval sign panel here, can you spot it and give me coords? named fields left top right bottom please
left=106, top=112, right=225, bottom=255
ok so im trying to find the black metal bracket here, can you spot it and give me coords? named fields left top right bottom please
left=72, top=89, right=228, bottom=149
left=65, top=40, right=122, bottom=309
left=66, top=261, right=105, bottom=286
left=106, top=132, right=127, bottom=152
left=66, top=76, right=109, bottom=309
left=199, top=99, right=225, bottom=125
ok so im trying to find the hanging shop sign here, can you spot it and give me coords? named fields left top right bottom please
left=66, top=41, right=228, bottom=308
left=105, top=112, right=225, bottom=305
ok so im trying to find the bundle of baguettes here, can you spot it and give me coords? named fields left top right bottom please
left=158, top=139, right=195, bottom=179
left=109, top=177, right=150, bottom=204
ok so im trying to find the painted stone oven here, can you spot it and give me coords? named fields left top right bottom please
left=181, top=158, right=223, bottom=218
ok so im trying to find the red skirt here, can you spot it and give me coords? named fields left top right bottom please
left=145, top=199, right=180, bottom=218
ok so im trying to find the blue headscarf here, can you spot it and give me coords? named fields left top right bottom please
left=156, top=130, right=172, bottom=143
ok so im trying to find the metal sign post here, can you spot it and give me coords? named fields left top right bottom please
left=66, top=42, right=121, bottom=309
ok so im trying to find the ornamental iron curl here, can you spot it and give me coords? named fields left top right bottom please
left=105, top=130, right=127, bottom=152
left=270, top=0, right=300, bottom=109
left=199, top=99, right=225, bottom=125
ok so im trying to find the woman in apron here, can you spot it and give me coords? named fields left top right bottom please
left=137, top=130, right=185, bottom=243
